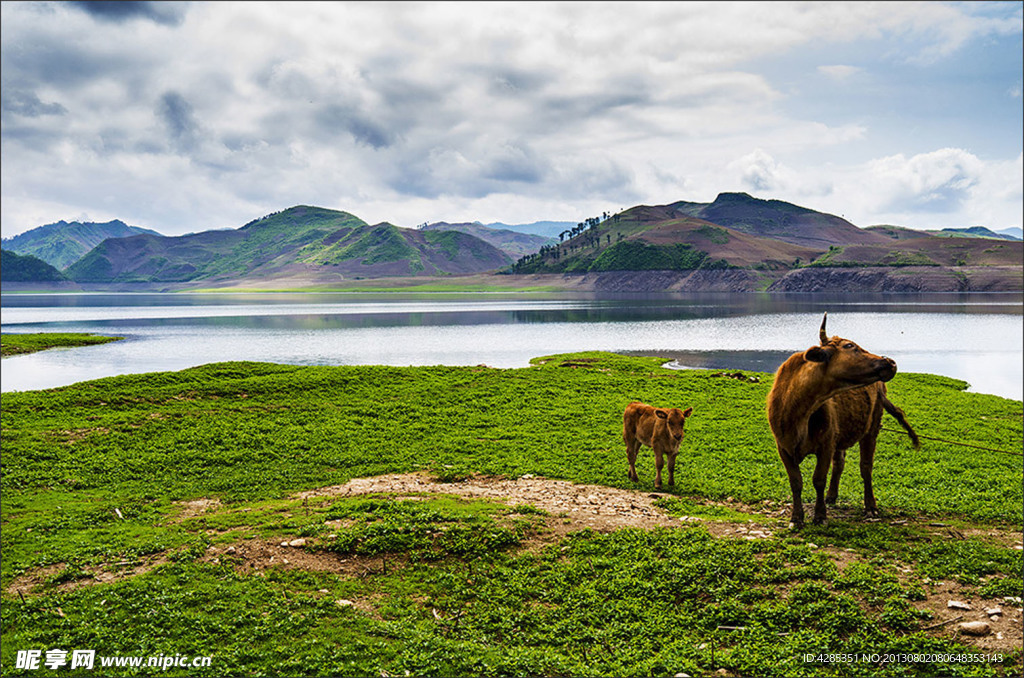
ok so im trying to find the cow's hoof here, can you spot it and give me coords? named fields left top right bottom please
left=788, top=521, right=804, bottom=530
left=864, top=507, right=879, bottom=518
left=813, top=515, right=826, bottom=525
left=825, top=496, right=837, bottom=506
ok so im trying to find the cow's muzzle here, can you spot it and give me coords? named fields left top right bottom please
left=877, top=356, right=897, bottom=382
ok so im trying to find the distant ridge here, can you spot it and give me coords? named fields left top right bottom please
left=483, top=220, right=576, bottom=239
left=2, top=219, right=160, bottom=269
left=935, top=226, right=1021, bottom=241
left=422, top=221, right=556, bottom=258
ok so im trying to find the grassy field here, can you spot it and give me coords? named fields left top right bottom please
left=0, top=333, right=123, bottom=357
left=1, top=351, right=1021, bottom=676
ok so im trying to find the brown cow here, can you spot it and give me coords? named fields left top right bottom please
left=624, top=401, right=693, bottom=490
left=766, top=313, right=919, bottom=527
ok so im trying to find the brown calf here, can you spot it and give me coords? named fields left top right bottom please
left=766, top=313, right=919, bottom=527
left=624, top=402, right=693, bottom=490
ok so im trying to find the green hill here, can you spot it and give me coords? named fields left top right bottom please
left=510, top=200, right=823, bottom=274
left=510, top=194, right=1022, bottom=277
left=1, top=249, right=68, bottom=282
left=2, top=219, right=160, bottom=270
left=65, top=206, right=512, bottom=283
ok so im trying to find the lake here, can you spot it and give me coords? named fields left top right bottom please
left=2, top=292, right=1022, bottom=400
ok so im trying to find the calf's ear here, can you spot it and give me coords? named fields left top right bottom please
left=682, top=407, right=693, bottom=417
left=804, top=346, right=831, bottom=363
left=655, top=409, right=668, bottom=419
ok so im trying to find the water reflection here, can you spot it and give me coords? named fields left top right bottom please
left=2, top=292, right=1021, bottom=399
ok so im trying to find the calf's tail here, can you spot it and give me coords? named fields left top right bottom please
left=882, top=396, right=920, bottom=449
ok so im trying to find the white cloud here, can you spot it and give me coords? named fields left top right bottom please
left=866, top=148, right=985, bottom=213
left=730, top=149, right=794, bottom=193
left=753, top=149, right=1021, bottom=232
left=1, top=1, right=1021, bottom=236
left=817, top=65, right=861, bottom=81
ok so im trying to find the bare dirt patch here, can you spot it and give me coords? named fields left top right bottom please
left=6, top=563, right=68, bottom=598
left=171, top=497, right=222, bottom=522
left=200, top=539, right=384, bottom=580
left=6, top=555, right=173, bottom=598
left=297, top=472, right=704, bottom=533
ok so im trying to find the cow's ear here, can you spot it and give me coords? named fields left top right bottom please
left=682, top=407, right=693, bottom=418
left=655, top=409, right=668, bottom=419
left=804, top=346, right=831, bottom=363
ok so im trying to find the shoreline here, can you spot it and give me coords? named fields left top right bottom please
left=3, top=265, right=1023, bottom=294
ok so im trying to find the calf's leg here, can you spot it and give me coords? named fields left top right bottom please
left=625, top=437, right=641, bottom=483
left=666, top=450, right=677, bottom=487
left=653, top=447, right=664, bottom=490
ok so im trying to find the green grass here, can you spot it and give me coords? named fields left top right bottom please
left=1, top=333, right=123, bottom=357
left=590, top=240, right=712, bottom=271
left=807, top=246, right=941, bottom=268
left=2, top=527, right=1018, bottom=677
left=694, top=224, right=732, bottom=245
left=1, top=352, right=1021, bottom=676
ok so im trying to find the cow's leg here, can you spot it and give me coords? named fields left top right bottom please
left=826, top=447, right=846, bottom=505
left=780, top=450, right=805, bottom=528
left=625, top=438, right=640, bottom=483
left=859, top=437, right=878, bottom=517
left=811, top=450, right=831, bottom=525
left=653, top=447, right=664, bottom=490
left=666, top=450, right=677, bottom=487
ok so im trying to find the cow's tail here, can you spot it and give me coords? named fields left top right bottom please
left=882, top=395, right=920, bottom=449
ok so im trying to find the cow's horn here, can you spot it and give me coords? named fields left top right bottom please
left=819, top=312, right=829, bottom=345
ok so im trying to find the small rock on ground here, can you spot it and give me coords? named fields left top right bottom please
left=958, top=621, right=990, bottom=636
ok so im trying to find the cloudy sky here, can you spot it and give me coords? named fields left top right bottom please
left=2, top=1, right=1021, bottom=238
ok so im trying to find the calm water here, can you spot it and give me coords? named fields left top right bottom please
left=2, top=292, right=1022, bottom=400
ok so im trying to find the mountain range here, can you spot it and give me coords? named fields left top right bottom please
left=2, top=193, right=1020, bottom=291
left=63, top=206, right=510, bottom=283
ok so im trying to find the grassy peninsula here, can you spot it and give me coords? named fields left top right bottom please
left=1, top=333, right=123, bottom=357
left=1, top=353, right=1021, bottom=676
